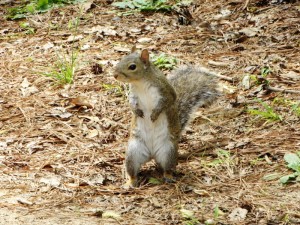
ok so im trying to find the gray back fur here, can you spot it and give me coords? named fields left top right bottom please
left=168, top=66, right=220, bottom=131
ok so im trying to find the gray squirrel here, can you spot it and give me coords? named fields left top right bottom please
left=114, top=48, right=219, bottom=188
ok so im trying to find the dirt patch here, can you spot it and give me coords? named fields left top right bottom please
left=0, top=0, right=300, bottom=224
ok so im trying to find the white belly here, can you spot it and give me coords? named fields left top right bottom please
left=130, top=82, right=172, bottom=157
left=136, top=112, right=170, bottom=156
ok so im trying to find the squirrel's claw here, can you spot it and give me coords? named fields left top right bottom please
left=135, top=109, right=144, bottom=118
left=150, top=112, right=159, bottom=122
left=122, top=177, right=138, bottom=189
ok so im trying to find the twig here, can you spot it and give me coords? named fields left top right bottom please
left=241, top=0, right=250, bottom=11
left=267, top=86, right=300, bottom=94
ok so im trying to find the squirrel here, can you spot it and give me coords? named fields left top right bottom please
left=113, top=47, right=219, bottom=188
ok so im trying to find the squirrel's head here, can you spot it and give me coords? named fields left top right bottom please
left=114, top=47, right=150, bottom=83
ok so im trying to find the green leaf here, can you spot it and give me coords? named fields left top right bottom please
left=207, top=159, right=222, bottom=166
left=134, top=0, right=149, bottom=6
left=284, top=153, right=300, bottom=172
left=112, top=1, right=135, bottom=9
left=26, top=4, right=36, bottom=13
left=37, top=0, right=50, bottom=10
left=148, top=177, right=162, bottom=185
left=213, top=206, right=220, bottom=219
left=263, top=173, right=281, bottom=181
left=217, top=149, right=230, bottom=158
left=20, top=22, right=29, bottom=28
left=280, top=173, right=298, bottom=184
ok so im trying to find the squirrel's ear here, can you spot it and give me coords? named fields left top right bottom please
left=140, top=49, right=150, bottom=66
left=131, top=46, right=137, bottom=53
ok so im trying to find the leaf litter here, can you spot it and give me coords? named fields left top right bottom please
left=0, top=0, right=300, bottom=224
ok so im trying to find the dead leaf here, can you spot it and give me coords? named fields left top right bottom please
left=193, top=189, right=210, bottom=197
left=281, top=71, right=300, bottom=81
left=86, top=129, right=99, bottom=139
left=137, top=37, right=152, bottom=43
left=113, top=46, right=130, bottom=52
left=80, top=0, right=94, bottom=12
left=102, top=210, right=121, bottom=219
left=226, top=138, right=250, bottom=149
left=229, top=207, right=248, bottom=221
left=87, top=174, right=105, bottom=185
left=149, top=197, right=162, bottom=208
left=78, top=115, right=100, bottom=124
left=242, top=75, right=251, bottom=90
left=80, top=44, right=90, bottom=51
left=47, top=107, right=73, bottom=119
left=40, top=175, right=61, bottom=187
left=43, top=42, right=54, bottom=50
left=180, top=208, right=194, bottom=219
left=0, top=0, right=13, bottom=5
left=20, top=78, right=38, bottom=97
left=244, top=65, right=257, bottom=73
left=84, top=25, right=102, bottom=34
left=67, top=35, right=83, bottom=42
left=130, top=28, right=141, bottom=34
left=239, top=27, right=261, bottom=37
left=26, top=140, right=43, bottom=154
left=96, top=27, right=117, bottom=36
left=204, top=219, right=215, bottom=225
left=0, top=141, right=7, bottom=150
left=101, top=118, right=114, bottom=129
left=200, top=135, right=215, bottom=142
left=70, top=96, right=94, bottom=108
left=91, top=63, right=103, bottom=74
left=213, top=9, right=231, bottom=20
left=17, top=198, right=33, bottom=205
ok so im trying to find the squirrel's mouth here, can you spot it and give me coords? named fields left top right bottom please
left=113, top=72, right=128, bottom=82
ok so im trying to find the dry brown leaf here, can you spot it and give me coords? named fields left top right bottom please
left=113, top=46, right=131, bottom=52
left=86, top=129, right=99, bottom=139
left=47, top=107, right=73, bottom=119
left=17, top=198, right=33, bottom=205
left=87, top=174, right=105, bottom=185
left=137, top=37, right=152, bottom=43
left=43, top=42, right=54, bottom=50
left=281, top=71, right=300, bottom=81
left=239, top=27, right=261, bottom=37
left=193, top=189, right=210, bottom=197
left=20, top=78, right=38, bottom=97
left=67, top=35, right=83, bottom=42
left=40, top=175, right=61, bottom=187
left=70, top=96, right=94, bottom=108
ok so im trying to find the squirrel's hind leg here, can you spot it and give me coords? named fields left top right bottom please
left=155, top=142, right=178, bottom=183
left=123, top=138, right=150, bottom=189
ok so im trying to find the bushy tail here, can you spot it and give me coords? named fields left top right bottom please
left=168, top=66, right=220, bottom=131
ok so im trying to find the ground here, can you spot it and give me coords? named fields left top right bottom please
left=0, top=0, right=300, bottom=224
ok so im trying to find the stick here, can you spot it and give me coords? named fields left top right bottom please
left=267, top=86, right=300, bottom=94
left=241, top=0, right=250, bottom=10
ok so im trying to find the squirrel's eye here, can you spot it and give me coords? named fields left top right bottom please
left=128, top=64, right=136, bottom=70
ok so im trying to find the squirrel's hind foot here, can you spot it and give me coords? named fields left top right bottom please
left=122, top=177, right=138, bottom=189
left=163, top=172, right=176, bottom=183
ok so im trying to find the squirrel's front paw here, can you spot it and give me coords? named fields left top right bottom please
left=135, top=109, right=144, bottom=118
left=150, top=111, right=159, bottom=122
